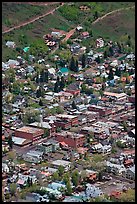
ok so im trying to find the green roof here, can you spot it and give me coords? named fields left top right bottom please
left=59, top=67, right=69, bottom=73
left=23, top=47, right=30, bottom=52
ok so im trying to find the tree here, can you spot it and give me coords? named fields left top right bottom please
left=39, top=98, right=43, bottom=106
left=8, top=136, right=13, bottom=149
left=104, top=50, right=108, bottom=59
left=36, top=87, right=41, bottom=98
left=69, top=56, right=76, bottom=71
left=56, top=106, right=64, bottom=114
left=58, top=165, right=64, bottom=177
left=94, top=11, right=98, bottom=19
left=72, top=101, right=77, bottom=109
left=5, top=68, right=15, bottom=83
left=75, top=59, right=79, bottom=72
left=27, top=176, right=31, bottom=187
left=96, top=56, right=101, bottom=64
left=7, top=151, right=16, bottom=162
left=122, top=121, right=128, bottom=131
left=82, top=54, right=86, bottom=68
left=63, top=173, right=70, bottom=184
left=98, top=171, right=103, bottom=181
left=52, top=172, right=59, bottom=181
left=60, top=76, right=65, bottom=90
left=66, top=180, right=72, bottom=195
left=115, top=67, right=121, bottom=77
left=108, top=68, right=114, bottom=80
left=119, top=189, right=135, bottom=202
left=54, top=82, right=59, bottom=93
left=9, top=183, right=17, bottom=196
left=44, top=71, right=48, bottom=83
left=108, top=46, right=114, bottom=56
left=72, top=170, right=79, bottom=187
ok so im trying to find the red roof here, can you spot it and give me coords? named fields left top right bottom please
left=60, top=142, right=68, bottom=147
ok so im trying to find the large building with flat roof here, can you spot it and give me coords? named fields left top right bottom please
left=15, top=126, right=44, bottom=143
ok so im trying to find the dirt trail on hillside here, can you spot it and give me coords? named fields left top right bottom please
left=92, top=5, right=135, bottom=25
left=2, top=3, right=64, bottom=34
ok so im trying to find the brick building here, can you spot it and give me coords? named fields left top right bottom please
left=55, top=114, right=79, bottom=130
left=15, top=126, right=44, bottom=143
left=88, top=105, right=112, bottom=117
left=55, top=131, right=86, bottom=148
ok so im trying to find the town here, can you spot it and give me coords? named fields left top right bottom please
left=2, top=2, right=135, bottom=202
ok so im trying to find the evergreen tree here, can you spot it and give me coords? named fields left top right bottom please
left=117, top=42, right=122, bottom=53
left=8, top=135, right=13, bottom=149
left=27, top=177, right=31, bottom=187
left=72, top=101, right=77, bottom=109
left=36, top=88, right=41, bottom=98
left=45, top=71, right=48, bottom=83
left=108, top=46, right=114, bottom=56
left=104, top=50, right=108, bottom=59
left=39, top=98, right=43, bottom=106
left=94, top=11, right=98, bottom=19
left=58, top=166, right=64, bottom=177
left=115, top=67, right=121, bottom=77
left=69, top=56, right=76, bottom=71
left=82, top=54, right=86, bottom=68
left=72, top=170, right=79, bottom=187
left=75, top=59, right=79, bottom=72
left=60, top=76, right=65, bottom=90
left=54, top=82, right=59, bottom=93
left=108, top=68, right=114, bottom=80
left=66, top=180, right=72, bottom=195
left=96, top=56, right=101, bottom=64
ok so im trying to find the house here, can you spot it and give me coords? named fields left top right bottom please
left=6, top=41, right=16, bottom=48
left=106, top=161, right=126, bottom=175
left=85, top=184, right=103, bottom=198
left=128, top=129, right=135, bottom=138
left=37, top=140, right=59, bottom=154
left=84, top=170, right=97, bottom=183
left=2, top=163, right=9, bottom=173
left=55, top=131, right=86, bottom=148
left=103, top=92, right=127, bottom=101
left=56, top=114, right=79, bottom=127
left=81, top=31, right=89, bottom=39
left=66, top=82, right=81, bottom=96
left=77, top=104, right=87, bottom=112
left=51, top=160, right=71, bottom=171
left=76, top=26, right=83, bottom=31
left=55, top=91, right=73, bottom=102
left=48, top=182, right=66, bottom=191
left=57, top=67, right=69, bottom=76
left=48, top=68, right=56, bottom=78
left=96, top=38, right=104, bottom=48
left=125, top=165, right=135, bottom=180
left=23, top=150, right=44, bottom=163
left=40, top=187, right=63, bottom=200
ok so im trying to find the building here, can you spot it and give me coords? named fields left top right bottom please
left=55, top=131, right=86, bottom=148
left=103, top=92, right=127, bottom=101
left=12, top=136, right=32, bottom=147
left=125, top=165, right=135, bottom=180
left=37, top=140, right=59, bottom=154
left=51, top=160, right=71, bottom=171
left=15, top=126, right=44, bottom=143
left=23, top=150, right=44, bottom=163
left=56, top=114, right=79, bottom=128
left=96, top=38, right=104, bottom=48
left=88, top=105, right=112, bottom=117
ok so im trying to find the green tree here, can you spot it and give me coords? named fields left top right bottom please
left=60, top=76, right=65, bottom=90
left=52, top=172, right=59, bottom=181
left=9, top=183, right=17, bottom=196
left=104, top=50, right=108, bottom=59
left=96, top=56, right=101, bottom=64
left=72, top=170, right=79, bottom=187
left=119, top=189, right=135, bottom=202
left=8, top=135, right=13, bottom=149
left=63, top=173, right=70, bottom=184
left=39, top=98, right=43, bottom=106
left=108, top=68, right=114, bottom=80
left=82, top=54, right=86, bottom=68
left=72, top=101, right=77, bottom=109
left=115, top=67, right=121, bottom=77
left=7, top=151, right=16, bottom=162
left=66, top=180, right=72, bottom=195
left=69, top=56, right=76, bottom=72
left=5, top=68, right=15, bottom=83
left=58, top=165, right=64, bottom=177
left=54, top=82, right=60, bottom=93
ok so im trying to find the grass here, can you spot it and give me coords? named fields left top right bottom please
left=2, top=2, right=57, bottom=30
left=91, top=7, right=135, bottom=41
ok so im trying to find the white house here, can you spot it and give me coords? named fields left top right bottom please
left=125, top=165, right=135, bottom=180
left=96, top=38, right=104, bottom=48
left=2, top=163, right=9, bottom=173
left=86, top=184, right=103, bottom=198
left=6, top=41, right=16, bottom=48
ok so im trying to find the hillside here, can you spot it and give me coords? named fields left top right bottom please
left=2, top=2, right=135, bottom=61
